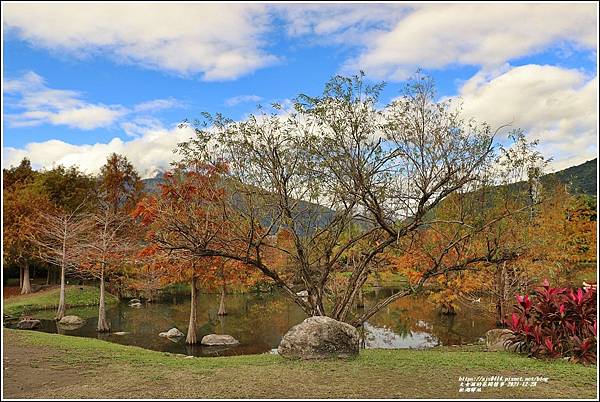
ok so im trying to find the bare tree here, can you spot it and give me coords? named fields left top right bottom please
left=77, top=201, right=134, bottom=332
left=30, top=203, right=90, bottom=320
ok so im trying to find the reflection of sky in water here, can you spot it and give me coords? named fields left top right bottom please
left=362, top=322, right=437, bottom=349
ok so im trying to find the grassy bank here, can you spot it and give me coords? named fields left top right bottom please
left=336, top=271, right=408, bottom=291
left=3, top=329, right=596, bottom=399
left=3, top=286, right=118, bottom=318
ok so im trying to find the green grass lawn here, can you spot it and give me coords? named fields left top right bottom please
left=3, top=285, right=118, bottom=318
left=336, top=271, right=408, bottom=291
left=3, top=329, right=596, bottom=399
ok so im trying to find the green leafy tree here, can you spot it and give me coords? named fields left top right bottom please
left=35, top=165, right=98, bottom=212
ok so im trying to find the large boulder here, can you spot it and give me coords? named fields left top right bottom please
left=159, top=328, right=184, bottom=338
left=485, top=329, right=525, bottom=352
left=16, top=319, right=41, bottom=330
left=278, top=316, right=359, bottom=360
left=201, top=334, right=239, bottom=346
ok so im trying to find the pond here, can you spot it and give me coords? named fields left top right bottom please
left=31, top=288, right=496, bottom=357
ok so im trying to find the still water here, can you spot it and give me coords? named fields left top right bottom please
left=33, top=289, right=496, bottom=357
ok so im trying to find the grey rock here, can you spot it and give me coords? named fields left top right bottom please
left=278, top=316, right=359, bottom=360
left=201, top=334, right=239, bottom=346
left=58, top=315, right=84, bottom=326
left=159, top=328, right=185, bottom=338
left=485, top=329, right=525, bottom=352
left=16, top=319, right=41, bottom=330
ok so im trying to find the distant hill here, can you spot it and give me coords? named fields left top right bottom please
left=141, top=158, right=597, bottom=232
left=144, top=158, right=598, bottom=197
left=543, top=158, right=597, bottom=197
left=141, top=175, right=165, bottom=194
left=141, top=173, right=336, bottom=234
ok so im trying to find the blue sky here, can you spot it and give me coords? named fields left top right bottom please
left=2, top=3, right=598, bottom=177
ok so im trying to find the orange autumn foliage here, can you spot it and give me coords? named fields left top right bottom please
left=132, top=161, right=255, bottom=292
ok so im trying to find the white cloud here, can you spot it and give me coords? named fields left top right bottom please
left=224, top=95, right=263, bottom=107
left=4, top=65, right=596, bottom=178
left=279, top=4, right=411, bottom=44
left=120, top=117, right=166, bottom=138
left=3, top=124, right=197, bottom=178
left=4, top=72, right=185, bottom=131
left=4, top=72, right=127, bottom=130
left=4, top=3, right=596, bottom=83
left=3, top=3, right=278, bottom=81
left=454, top=64, right=597, bottom=171
left=2, top=71, right=45, bottom=92
left=133, top=98, right=184, bottom=113
left=50, top=106, right=127, bottom=130
left=280, top=3, right=597, bottom=80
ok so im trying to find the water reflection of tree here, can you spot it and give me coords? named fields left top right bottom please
left=366, top=293, right=495, bottom=346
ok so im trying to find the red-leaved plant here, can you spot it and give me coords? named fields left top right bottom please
left=505, top=279, right=597, bottom=364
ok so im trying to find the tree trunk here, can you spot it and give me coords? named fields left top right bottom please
left=495, top=262, right=506, bottom=327
left=186, top=277, right=198, bottom=344
left=56, top=263, right=67, bottom=320
left=46, top=269, right=51, bottom=285
left=374, top=274, right=381, bottom=288
left=357, top=288, right=365, bottom=308
left=19, top=266, right=23, bottom=289
left=97, top=269, right=110, bottom=332
left=218, top=282, right=227, bottom=316
left=21, top=264, right=32, bottom=294
left=359, top=324, right=366, bottom=349
left=441, top=303, right=456, bottom=315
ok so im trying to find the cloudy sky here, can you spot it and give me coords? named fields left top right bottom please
left=2, top=2, right=598, bottom=178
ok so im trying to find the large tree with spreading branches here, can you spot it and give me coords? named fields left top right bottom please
left=140, top=73, right=535, bottom=326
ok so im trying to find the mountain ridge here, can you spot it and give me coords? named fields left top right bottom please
left=143, top=158, right=597, bottom=197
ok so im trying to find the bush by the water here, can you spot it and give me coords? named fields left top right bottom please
left=506, top=279, right=596, bottom=364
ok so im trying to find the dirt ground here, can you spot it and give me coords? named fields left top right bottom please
left=3, top=340, right=85, bottom=398
left=3, top=287, right=23, bottom=299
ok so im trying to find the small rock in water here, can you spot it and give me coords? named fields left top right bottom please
left=129, top=299, right=141, bottom=304
left=59, top=315, right=84, bottom=326
left=129, top=302, right=142, bottom=308
left=113, top=331, right=128, bottom=336
left=159, top=328, right=185, bottom=338
left=201, top=334, right=239, bottom=346
left=16, top=319, right=41, bottom=330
